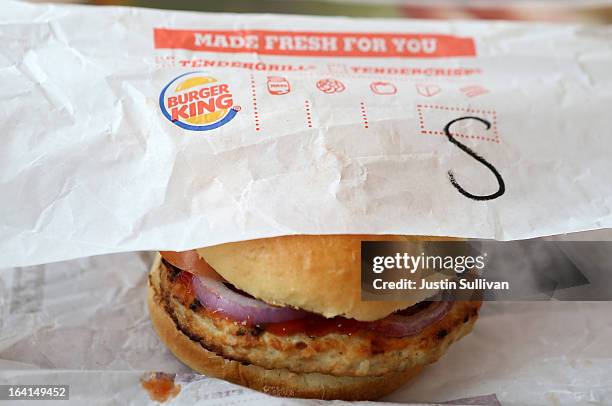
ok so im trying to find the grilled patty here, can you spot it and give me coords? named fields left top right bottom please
left=154, top=260, right=481, bottom=377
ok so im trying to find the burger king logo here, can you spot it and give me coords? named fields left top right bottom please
left=159, top=72, right=240, bottom=131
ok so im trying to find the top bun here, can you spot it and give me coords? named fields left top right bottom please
left=197, top=235, right=454, bottom=322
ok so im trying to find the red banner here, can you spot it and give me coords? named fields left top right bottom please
left=154, top=29, right=476, bottom=58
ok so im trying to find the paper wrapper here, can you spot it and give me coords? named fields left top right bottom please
left=2, top=1, right=612, bottom=268
left=0, top=251, right=610, bottom=405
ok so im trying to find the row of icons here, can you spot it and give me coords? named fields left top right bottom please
left=266, top=76, right=489, bottom=98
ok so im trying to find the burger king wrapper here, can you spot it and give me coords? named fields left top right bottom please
left=1, top=250, right=611, bottom=405
left=2, top=0, right=612, bottom=268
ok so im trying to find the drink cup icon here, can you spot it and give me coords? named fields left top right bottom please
left=267, top=76, right=291, bottom=95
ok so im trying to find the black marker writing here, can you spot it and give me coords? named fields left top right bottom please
left=444, top=116, right=505, bottom=201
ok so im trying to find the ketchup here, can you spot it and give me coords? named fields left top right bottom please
left=163, top=257, right=370, bottom=337
left=170, top=268, right=195, bottom=305
left=141, top=373, right=181, bottom=403
left=264, top=315, right=367, bottom=337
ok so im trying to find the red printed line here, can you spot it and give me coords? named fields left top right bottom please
left=417, top=104, right=496, bottom=115
left=360, top=101, right=369, bottom=129
left=419, top=129, right=498, bottom=143
left=304, top=100, right=313, bottom=128
left=418, top=106, right=425, bottom=130
left=416, top=104, right=499, bottom=143
left=249, top=74, right=260, bottom=132
left=492, top=110, right=498, bottom=139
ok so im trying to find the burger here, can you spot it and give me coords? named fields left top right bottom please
left=147, top=234, right=481, bottom=400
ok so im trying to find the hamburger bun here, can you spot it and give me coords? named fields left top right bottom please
left=197, top=234, right=457, bottom=321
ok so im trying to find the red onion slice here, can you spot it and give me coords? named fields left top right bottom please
left=191, top=262, right=452, bottom=336
left=369, top=301, right=453, bottom=338
left=192, top=274, right=307, bottom=324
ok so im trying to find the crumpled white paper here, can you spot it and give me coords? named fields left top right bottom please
left=1, top=1, right=612, bottom=268
left=0, top=251, right=610, bottom=405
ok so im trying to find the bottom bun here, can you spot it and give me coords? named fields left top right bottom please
left=147, top=265, right=424, bottom=400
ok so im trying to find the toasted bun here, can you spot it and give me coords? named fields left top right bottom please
left=197, top=235, right=455, bottom=321
left=147, top=262, right=423, bottom=400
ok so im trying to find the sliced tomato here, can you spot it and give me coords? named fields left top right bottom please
left=159, top=250, right=219, bottom=279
